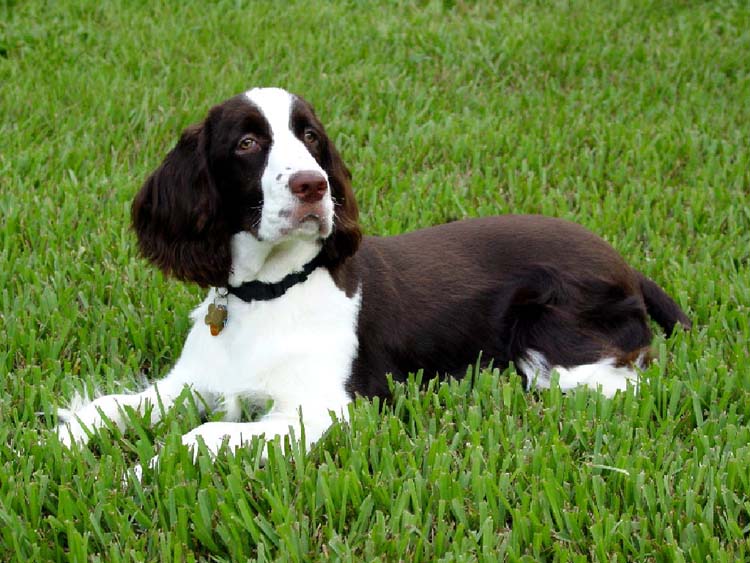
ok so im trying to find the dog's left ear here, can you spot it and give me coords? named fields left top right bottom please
left=322, top=137, right=362, bottom=264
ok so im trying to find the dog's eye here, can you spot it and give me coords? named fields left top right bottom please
left=237, top=135, right=260, bottom=153
left=303, top=128, right=319, bottom=145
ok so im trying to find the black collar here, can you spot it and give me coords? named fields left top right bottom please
left=226, top=253, right=327, bottom=303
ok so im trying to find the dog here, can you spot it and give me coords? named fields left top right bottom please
left=57, top=87, right=690, bottom=462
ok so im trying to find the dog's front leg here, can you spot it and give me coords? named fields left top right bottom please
left=180, top=399, right=348, bottom=463
left=179, top=410, right=326, bottom=457
left=130, top=407, right=343, bottom=481
left=56, top=375, right=191, bottom=448
left=56, top=306, right=229, bottom=447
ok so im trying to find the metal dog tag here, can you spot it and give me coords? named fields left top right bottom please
left=204, top=303, right=228, bottom=336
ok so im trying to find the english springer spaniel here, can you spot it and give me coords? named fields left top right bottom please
left=57, top=87, right=691, bottom=464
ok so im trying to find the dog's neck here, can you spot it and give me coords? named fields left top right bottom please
left=228, top=231, right=322, bottom=285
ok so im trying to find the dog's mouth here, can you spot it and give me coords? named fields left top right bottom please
left=300, top=212, right=322, bottom=224
left=278, top=210, right=332, bottom=238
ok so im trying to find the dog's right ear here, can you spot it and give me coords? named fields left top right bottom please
left=320, top=130, right=362, bottom=266
left=131, top=122, right=232, bottom=287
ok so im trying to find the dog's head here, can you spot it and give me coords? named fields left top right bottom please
left=131, top=87, right=361, bottom=287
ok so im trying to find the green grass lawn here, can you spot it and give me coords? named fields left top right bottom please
left=2, top=0, right=749, bottom=560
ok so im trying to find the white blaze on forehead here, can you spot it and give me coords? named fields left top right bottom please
left=243, top=87, right=333, bottom=244
left=244, top=87, right=295, bottom=135
left=244, top=87, right=323, bottom=171
left=243, top=86, right=326, bottom=177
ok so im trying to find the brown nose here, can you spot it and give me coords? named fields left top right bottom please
left=289, top=171, right=328, bottom=203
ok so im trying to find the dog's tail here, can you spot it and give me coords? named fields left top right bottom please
left=637, top=271, right=691, bottom=333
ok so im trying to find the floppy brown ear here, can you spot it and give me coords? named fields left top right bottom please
left=131, top=122, right=232, bottom=287
left=322, top=138, right=362, bottom=264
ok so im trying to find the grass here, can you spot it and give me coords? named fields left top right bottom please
left=1, top=0, right=749, bottom=560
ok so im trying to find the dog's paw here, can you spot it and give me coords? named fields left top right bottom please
left=55, top=392, right=98, bottom=447
left=55, top=395, right=124, bottom=448
left=554, top=361, right=639, bottom=398
left=56, top=407, right=110, bottom=447
left=180, top=423, right=228, bottom=458
left=56, top=406, right=98, bottom=448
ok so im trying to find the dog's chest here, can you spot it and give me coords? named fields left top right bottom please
left=187, top=270, right=361, bottom=398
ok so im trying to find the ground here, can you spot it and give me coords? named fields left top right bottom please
left=1, top=0, right=749, bottom=561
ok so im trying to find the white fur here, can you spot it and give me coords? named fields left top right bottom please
left=519, top=349, right=638, bottom=397
left=228, top=231, right=321, bottom=285
left=57, top=90, right=359, bottom=468
left=245, top=87, right=334, bottom=244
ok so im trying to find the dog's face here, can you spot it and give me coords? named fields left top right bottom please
left=206, top=89, right=336, bottom=242
left=131, top=88, right=361, bottom=287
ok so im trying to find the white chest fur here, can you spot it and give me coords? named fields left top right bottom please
left=176, top=268, right=361, bottom=414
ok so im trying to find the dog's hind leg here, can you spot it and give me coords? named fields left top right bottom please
left=518, top=349, right=644, bottom=397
